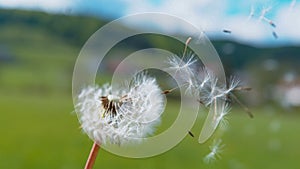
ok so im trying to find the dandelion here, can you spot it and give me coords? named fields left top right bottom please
left=76, top=72, right=164, bottom=169
left=203, top=139, right=225, bottom=164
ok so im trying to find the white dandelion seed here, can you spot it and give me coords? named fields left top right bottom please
left=196, top=31, right=207, bottom=44
left=166, top=53, right=199, bottom=95
left=167, top=55, right=250, bottom=143
left=218, top=103, right=231, bottom=130
left=167, top=53, right=197, bottom=74
left=76, top=73, right=164, bottom=145
left=204, top=76, right=240, bottom=106
left=259, top=6, right=272, bottom=21
left=165, top=38, right=251, bottom=144
left=197, top=67, right=211, bottom=90
left=165, top=52, right=235, bottom=143
left=198, top=98, right=231, bottom=143
left=247, top=5, right=255, bottom=21
left=227, top=76, right=241, bottom=94
left=193, top=68, right=215, bottom=104
left=198, top=73, right=253, bottom=143
left=258, top=6, right=276, bottom=28
left=203, top=139, right=225, bottom=164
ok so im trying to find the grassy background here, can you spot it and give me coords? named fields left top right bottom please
left=1, top=9, right=300, bottom=169
left=1, top=92, right=300, bottom=169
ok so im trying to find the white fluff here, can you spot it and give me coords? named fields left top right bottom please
left=76, top=73, right=164, bottom=145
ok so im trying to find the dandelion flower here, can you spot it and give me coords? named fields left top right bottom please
left=76, top=73, right=164, bottom=145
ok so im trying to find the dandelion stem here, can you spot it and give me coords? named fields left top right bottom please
left=233, top=86, right=252, bottom=91
left=162, top=82, right=189, bottom=94
left=84, top=142, right=100, bottom=169
left=183, top=37, right=192, bottom=58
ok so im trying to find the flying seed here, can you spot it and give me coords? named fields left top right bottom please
left=188, top=131, right=195, bottom=137
left=183, top=37, right=192, bottom=58
left=269, top=21, right=276, bottom=28
left=233, top=86, right=252, bottom=91
left=223, top=29, right=231, bottom=34
left=272, top=31, right=278, bottom=39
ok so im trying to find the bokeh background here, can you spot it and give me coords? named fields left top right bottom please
left=0, top=0, right=300, bottom=169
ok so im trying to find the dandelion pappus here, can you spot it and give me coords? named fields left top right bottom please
left=225, top=86, right=253, bottom=118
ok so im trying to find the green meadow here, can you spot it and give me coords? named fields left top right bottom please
left=1, top=9, right=300, bottom=169
left=1, top=93, right=300, bottom=169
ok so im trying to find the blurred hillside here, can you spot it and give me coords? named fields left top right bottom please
left=0, top=9, right=299, bottom=107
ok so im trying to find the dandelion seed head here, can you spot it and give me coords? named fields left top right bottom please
left=76, top=73, right=164, bottom=145
left=122, top=73, right=165, bottom=125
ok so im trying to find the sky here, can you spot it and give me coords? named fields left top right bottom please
left=0, top=0, right=299, bottom=47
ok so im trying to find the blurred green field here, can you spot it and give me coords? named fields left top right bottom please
left=1, top=92, right=300, bottom=169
